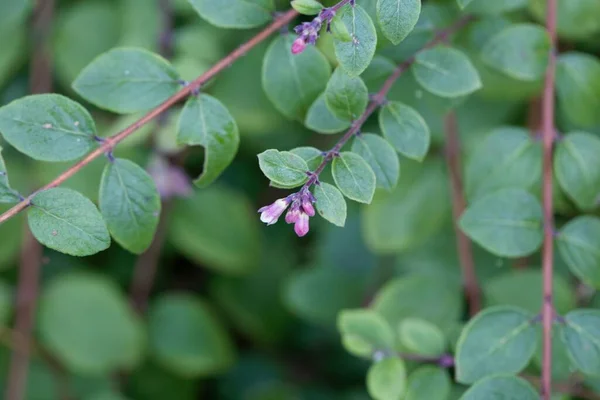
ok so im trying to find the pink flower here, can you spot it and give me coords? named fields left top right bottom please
left=291, top=37, right=307, bottom=54
left=258, top=198, right=289, bottom=225
left=294, top=211, right=310, bottom=237
left=285, top=208, right=300, bottom=224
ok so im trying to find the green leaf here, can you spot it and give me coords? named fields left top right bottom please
left=262, top=35, right=331, bottom=120
left=465, top=127, right=542, bottom=201
left=330, top=13, right=353, bottom=42
left=187, top=0, right=274, bottom=29
left=0, top=0, right=31, bottom=27
left=398, top=318, right=446, bottom=357
left=169, top=186, right=261, bottom=274
left=332, top=152, right=376, bottom=204
left=554, top=132, right=600, bottom=210
left=363, top=160, right=450, bottom=254
left=405, top=366, right=451, bottom=400
left=148, top=293, right=235, bottom=377
left=337, top=309, right=395, bottom=357
left=367, top=357, right=407, bottom=400
left=305, top=93, right=352, bottom=134
left=376, top=0, right=421, bottom=45
left=73, top=48, right=181, bottom=114
left=324, top=68, right=369, bottom=121
left=177, top=94, right=240, bottom=187
left=291, top=0, right=323, bottom=15
left=561, top=310, right=600, bottom=376
left=290, top=147, right=323, bottom=171
left=257, top=149, right=309, bottom=187
left=39, top=273, right=144, bottom=374
left=314, top=182, right=347, bottom=227
left=412, top=46, right=482, bottom=98
left=99, top=159, right=161, bottom=255
left=556, top=53, right=600, bottom=128
left=373, top=275, right=463, bottom=335
left=481, top=24, right=550, bottom=81
left=379, top=102, right=430, bottom=161
left=461, top=0, right=528, bottom=14
left=455, top=306, right=537, bottom=384
left=459, top=188, right=543, bottom=258
left=529, top=0, right=600, bottom=40
left=460, top=375, right=538, bottom=400
left=557, top=216, right=600, bottom=288
left=484, top=270, right=575, bottom=315
left=28, top=188, right=110, bottom=257
left=0, top=94, right=96, bottom=162
left=0, top=148, right=19, bottom=203
left=351, top=134, right=399, bottom=190
left=334, top=5, right=378, bottom=77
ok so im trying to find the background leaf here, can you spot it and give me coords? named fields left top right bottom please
left=398, top=318, right=446, bottom=357
left=455, top=306, right=537, bottom=384
left=73, top=48, right=181, bottom=114
left=0, top=94, right=96, bottom=162
left=0, top=147, right=19, bottom=203
left=187, top=0, right=274, bottom=29
left=337, top=309, right=395, bottom=357
left=99, top=158, right=161, bottom=254
left=405, top=366, right=451, bottom=400
left=28, top=188, right=110, bottom=257
left=556, top=53, right=600, bottom=128
left=305, top=93, right=352, bottom=134
left=561, top=310, right=600, bottom=376
left=460, top=375, right=538, bottom=400
left=367, top=357, right=407, bottom=400
left=459, top=188, right=543, bottom=258
left=557, top=216, right=600, bottom=288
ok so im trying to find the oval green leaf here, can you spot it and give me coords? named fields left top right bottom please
left=556, top=53, right=600, bottom=128
left=561, top=309, right=600, bottom=376
left=557, top=216, right=600, bottom=288
left=257, top=149, right=309, bottom=187
left=351, top=134, right=400, bottom=190
left=455, top=306, right=537, bottom=384
left=0, top=147, right=19, bottom=203
left=367, top=357, right=407, bottom=400
left=314, top=182, right=347, bottom=227
left=28, top=188, right=110, bottom=257
left=459, top=188, right=543, bottom=258
left=337, top=309, right=395, bottom=357
left=187, top=0, right=274, bottom=29
left=177, top=94, right=240, bottom=187
left=379, top=101, right=430, bottom=161
left=412, top=46, right=482, bottom=98
left=334, top=5, right=377, bottom=77
left=262, top=35, right=331, bottom=120
left=376, top=0, right=421, bottom=45
left=73, top=48, right=181, bottom=114
left=405, top=366, right=451, bottom=400
left=398, top=317, right=446, bottom=357
left=148, top=293, right=235, bottom=377
left=305, top=93, right=352, bottom=134
left=332, top=152, right=376, bottom=204
left=0, top=94, right=96, bottom=162
left=99, top=158, right=161, bottom=254
left=324, top=67, right=369, bottom=121
left=460, top=375, right=538, bottom=400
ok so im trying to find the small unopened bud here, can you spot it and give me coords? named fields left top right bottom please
left=285, top=208, right=300, bottom=224
left=291, top=37, right=307, bottom=54
left=302, top=198, right=315, bottom=217
left=294, top=211, right=310, bottom=237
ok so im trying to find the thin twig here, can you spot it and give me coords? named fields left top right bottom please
left=0, top=9, right=299, bottom=225
left=444, top=113, right=481, bottom=316
left=541, top=0, right=558, bottom=398
left=302, top=15, right=475, bottom=188
left=5, top=1, right=54, bottom=399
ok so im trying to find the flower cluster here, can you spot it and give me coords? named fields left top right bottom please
left=258, top=189, right=316, bottom=237
left=291, top=7, right=336, bottom=54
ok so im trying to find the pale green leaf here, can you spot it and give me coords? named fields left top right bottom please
left=556, top=53, right=600, bottom=128
left=314, top=182, right=347, bottom=227
left=332, top=152, right=376, bottom=204
left=177, top=94, right=240, bottom=187
left=337, top=309, right=395, bottom=357
left=99, top=159, right=161, bottom=255
left=324, top=68, right=369, bottom=121
left=379, top=101, right=430, bottom=161
left=460, top=375, right=538, bottom=400
left=561, top=310, right=600, bottom=376
left=367, top=357, right=407, bottom=400
left=376, top=0, right=421, bottom=45
left=305, top=94, right=352, bottom=134
left=0, top=147, right=19, bottom=203
left=73, top=48, right=181, bottom=114
left=257, top=149, right=309, bottom=187
left=28, top=188, right=110, bottom=257
left=557, top=216, right=600, bottom=289
left=351, top=134, right=399, bottom=190
left=0, top=94, right=96, bottom=162
left=405, top=367, right=451, bottom=400
left=398, top=318, right=446, bottom=357
left=334, top=5, right=378, bottom=77
left=187, top=0, right=274, bottom=29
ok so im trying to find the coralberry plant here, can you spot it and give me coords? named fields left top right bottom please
left=1, top=0, right=600, bottom=399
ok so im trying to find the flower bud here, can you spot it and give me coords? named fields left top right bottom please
left=285, top=208, right=300, bottom=224
left=258, top=198, right=289, bottom=225
left=291, top=37, right=307, bottom=54
left=294, top=212, right=310, bottom=237
left=302, top=198, right=315, bottom=217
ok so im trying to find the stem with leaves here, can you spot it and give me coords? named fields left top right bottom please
left=0, top=9, right=299, bottom=226
left=302, top=15, right=475, bottom=190
left=444, top=113, right=481, bottom=316
left=541, top=0, right=558, bottom=398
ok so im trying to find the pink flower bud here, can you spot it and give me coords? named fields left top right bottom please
left=285, top=208, right=300, bottom=224
left=302, top=199, right=315, bottom=217
left=294, top=212, right=310, bottom=237
left=291, top=37, right=307, bottom=54
left=258, top=198, right=289, bottom=225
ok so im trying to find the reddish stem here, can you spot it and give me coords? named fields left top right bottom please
left=0, top=9, right=299, bottom=225
left=444, top=113, right=481, bottom=316
left=541, top=0, right=557, bottom=398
